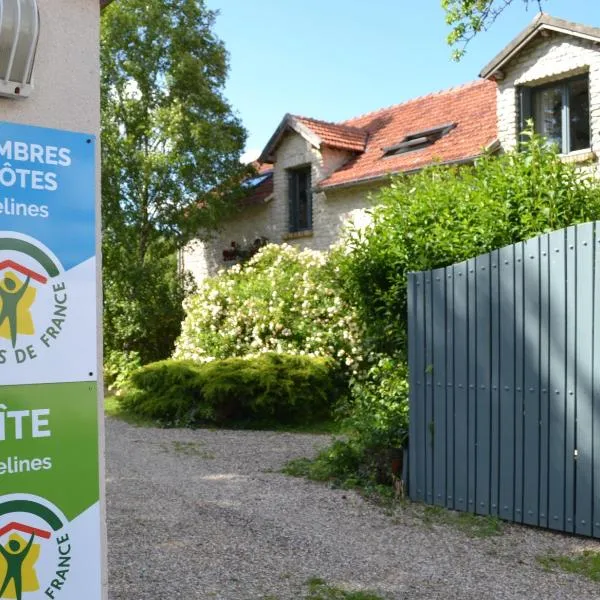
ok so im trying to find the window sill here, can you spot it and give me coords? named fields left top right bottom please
left=560, top=149, right=596, bottom=164
left=283, top=229, right=313, bottom=241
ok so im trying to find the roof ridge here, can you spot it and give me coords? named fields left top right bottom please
left=480, top=12, right=600, bottom=78
left=340, top=79, right=491, bottom=125
left=292, top=114, right=366, bottom=134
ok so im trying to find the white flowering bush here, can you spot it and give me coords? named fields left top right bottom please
left=174, top=244, right=364, bottom=372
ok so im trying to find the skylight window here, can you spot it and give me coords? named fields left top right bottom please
left=243, top=173, right=272, bottom=188
left=382, top=122, right=457, bottom=157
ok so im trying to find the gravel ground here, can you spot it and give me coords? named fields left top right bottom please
left=106, top=417, right=600, bottom=599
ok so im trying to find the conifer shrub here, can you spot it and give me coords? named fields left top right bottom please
left=119, top=353, right=344, bottom=426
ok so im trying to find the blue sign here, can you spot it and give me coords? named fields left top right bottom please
left=0, top=122, right=96, bottom=271
left=0, top=122, right=97, bottom=386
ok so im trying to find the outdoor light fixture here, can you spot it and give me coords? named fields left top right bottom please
left=0, top=0, right=40, bottom=99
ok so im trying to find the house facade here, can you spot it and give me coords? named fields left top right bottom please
left=183, top=13, right=600, bottom=284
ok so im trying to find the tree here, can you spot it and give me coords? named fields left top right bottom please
left=442, top=0, right=546, bottom=60
left=101, top=0, right=248, bottom=364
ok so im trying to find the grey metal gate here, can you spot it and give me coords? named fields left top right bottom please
left=407, top=221, right=600, bottom=537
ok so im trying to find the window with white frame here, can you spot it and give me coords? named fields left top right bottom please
left=520, top=75, right=590, bottom=154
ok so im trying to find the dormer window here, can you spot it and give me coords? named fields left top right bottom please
left=519, top=75, right=590, bottom=154
left=382, top=123, right=457, bottom=157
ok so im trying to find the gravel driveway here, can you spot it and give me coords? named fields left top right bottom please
left=106, top=417, right=600, bottom=599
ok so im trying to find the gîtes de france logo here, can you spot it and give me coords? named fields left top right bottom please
left=0, top=233, right=67, bottom=367
left=0, top=494, right=72, bottom=599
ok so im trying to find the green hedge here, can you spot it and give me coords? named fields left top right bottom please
left=332, top=127, right=600, bottom=355
left=119, top=353, right=344, bottom=426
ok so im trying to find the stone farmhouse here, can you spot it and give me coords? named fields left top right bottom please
left=183, top=13, right=600, bottom=283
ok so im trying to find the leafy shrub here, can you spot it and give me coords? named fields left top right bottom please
left=283, top=440, right=363, bottom=486
left=103, top=349, right=142, bottom=394
left=284, top=356, right=408, bottom=488
left=310, top=129, right=600, bottom=489
left=345, top=354, right=409, bottom=450
left=174, top=243, right=364, bottom=373
left=332, top=128, right=600, bottom=355
left=120, top=353, right=345, bottom=426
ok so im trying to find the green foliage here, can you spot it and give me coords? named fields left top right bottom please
left=104, top=395, right=156, bottom=426
left=282, top=440, right=363, bottom=487
left=288, top=355, right=410, bottom=489
left=284, top=433, right=404, bottom=491
left=120, top=353, right=344, bottom=427
left=103, top=245, right=194, bottom=364
left=537, top=550, right=600, bottom=581
left=305, top=578, right=385, bottom=600
left=332, top=129, right=600, bottom=355
left=261, top=581, right=386, bottom=600
left=175, top=244, right=364, bottom=372
left=345, top=355, right=409, bottom=450
left=103, top=349, right=142, bottom=394
left=442, top=0, right=540, bottom=60
left=420, top=506, right=504, bottom=538
left=309, top=129, right=600, bottom=490
left=101, top=0, right=247, bottom=365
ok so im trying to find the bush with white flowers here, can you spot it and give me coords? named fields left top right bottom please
left=174, top=244, right=364, bottom=372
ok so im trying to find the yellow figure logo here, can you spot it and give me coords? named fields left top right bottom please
left=0, top=272, right=36, bottom=347
left=0, top=534, right=40, bottom=599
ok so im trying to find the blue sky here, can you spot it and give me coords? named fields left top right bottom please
left=205, top=0, right=600, bottom=162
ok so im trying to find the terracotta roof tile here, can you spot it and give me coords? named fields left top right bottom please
left=240, top=169, right=273, bottom=207
left=249, top=161, right=274, bottom=175
left=294, top=117, right=368, bottom=152
left=318, top=79, right=497, bottom=189
left=243, top=79, right=497, bottom=206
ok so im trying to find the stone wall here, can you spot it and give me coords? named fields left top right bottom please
left=181, top=129, right=383, bottom=283
left=496, top=31, right=600, bottom=172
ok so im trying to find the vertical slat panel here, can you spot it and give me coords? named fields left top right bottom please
left=575, top=222, right=594, bottom=536
left=499, top=243, right=516, bottom=522
left=453, top=261, right=468, bottom=512
left=424, top=270, right=434, bottom=504
left=432, top=268, right=447, bottom=506
left=514, top=241, right=525, bottom=523
left=539, top=233, right=550, bottom=530
left=593, top=223, right=600, bottom=538
left=413, top=271, right=427, bottom=502
left=490, top=249, right=501, bottom=517
left=548, top=228, right=567, bottom=531
left=467, top=257, right=477, bottom=514
left=523, top=235, right=541, bottom=526
left=446, top=267, right=455, bottom=509
left=565, top=226, right=577, bottom=533
left=475, top=252, right=491, bottom=515
left=407, top=221, right=600, bottom=539
left=408, top=273, right=419, bottom=500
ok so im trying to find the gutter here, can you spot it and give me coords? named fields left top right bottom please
left=315, top=150, right=496, bottom=193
